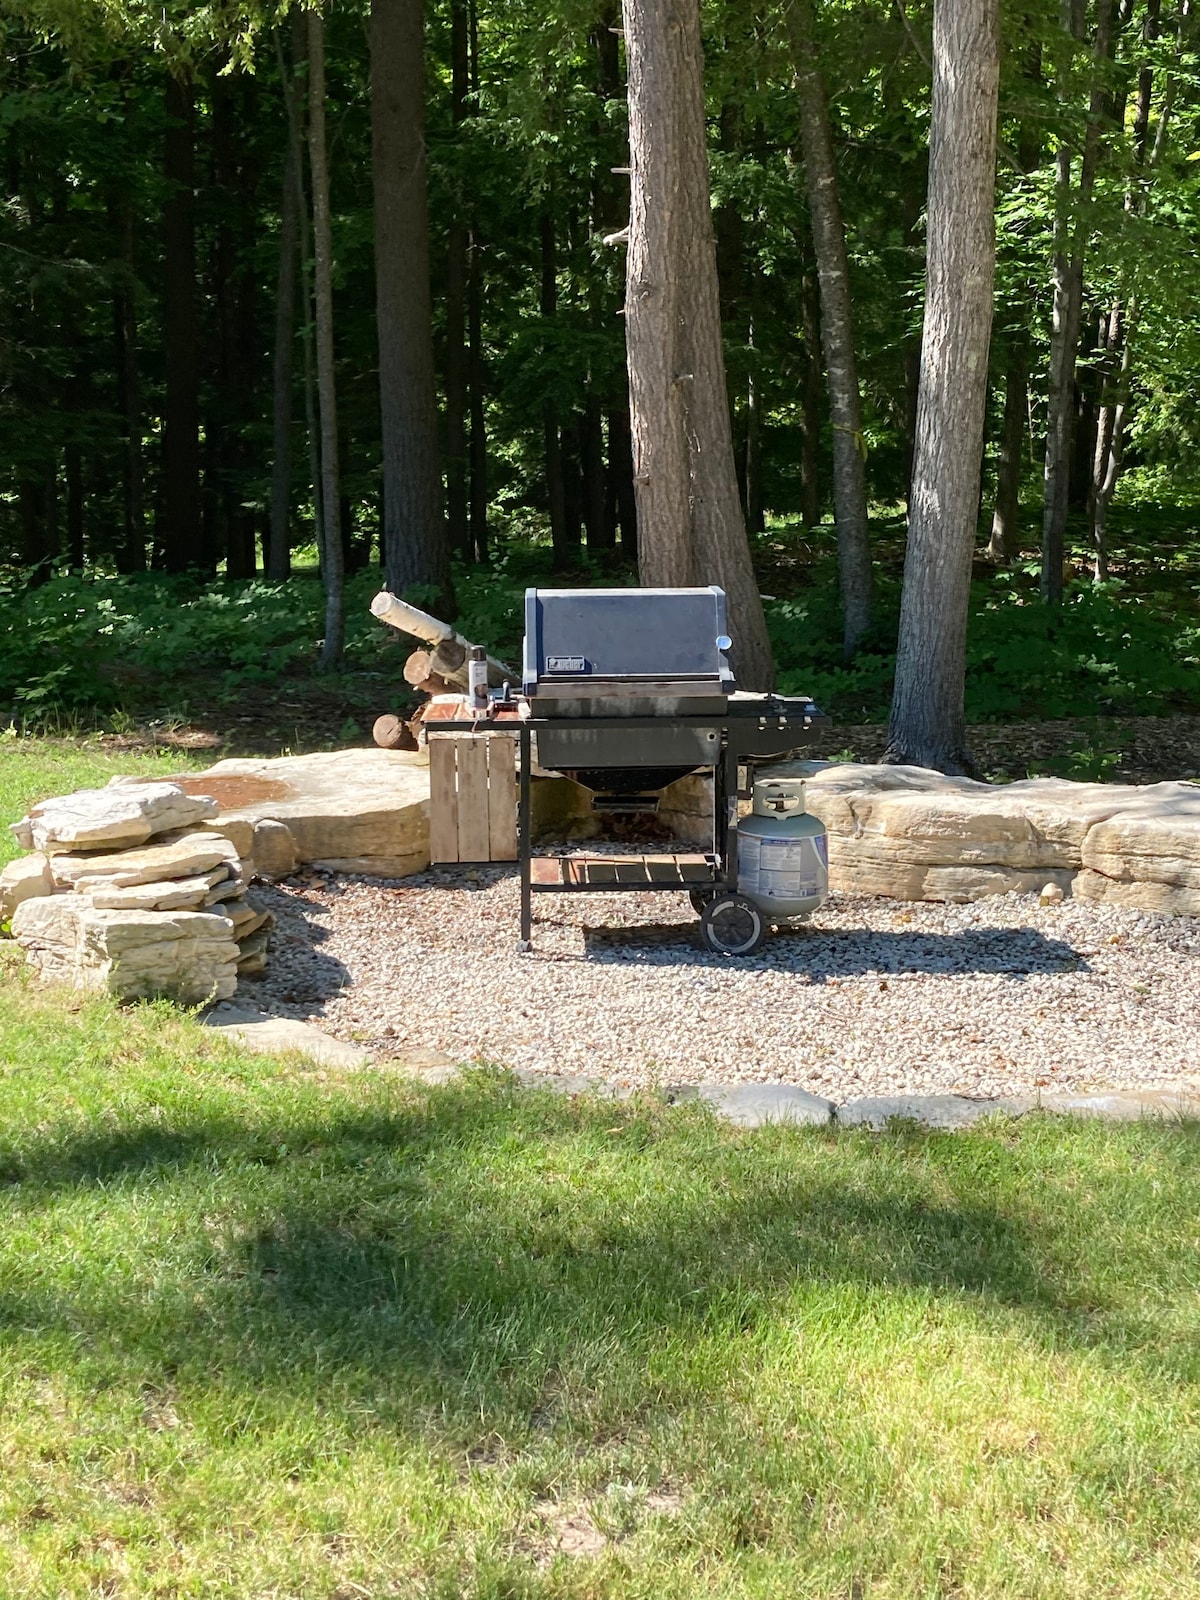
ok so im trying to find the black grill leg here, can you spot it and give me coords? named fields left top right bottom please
left=519, top=723, right=532, bottom=949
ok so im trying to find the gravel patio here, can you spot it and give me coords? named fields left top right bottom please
left=241, top=861, right=1200, bottom=1101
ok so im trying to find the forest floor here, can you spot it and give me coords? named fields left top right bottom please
left=1, top=968, right=1198, bottom=1600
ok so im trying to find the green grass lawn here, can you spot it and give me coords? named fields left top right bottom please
left=1, top=964, right=1198, bottom=1598
left=0, top=738, right=208, bottom=869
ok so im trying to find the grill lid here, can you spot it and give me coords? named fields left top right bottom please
left=522, top=586, right=735, bottom=699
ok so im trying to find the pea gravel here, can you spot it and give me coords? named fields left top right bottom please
left=241, top=863, right=1200, bottom=1100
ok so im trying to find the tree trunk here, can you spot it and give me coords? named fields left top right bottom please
left=113, top=194, right=144, bottom=574
left=161, top=72, right=201, bottom=574
left=65, top=444, right=84, bottom=570
left=987, top=337, right=1028, bottom=562
left=787, top=0, right=872, bottom=658
left=885, top=0, right=1000, bottom=775
left=1091, top=0, right=1165, bottom=578
left=621, top=0, right=774, bottom=689
left=606, top=403, right=637, bottom=556
left=307, top=12, right=344, bottom=666
left=539, top=210, right=575, bottom=568
left=370, top=0, right=451, bottom=608
left=444, top=0, right=470, bottom=558
left=467, top=222, right=488, bottom=563
left=466, top=0, right=488, bottom=564
left=1040, top=0, right=1115, bottom=604
left=798, top=257, right=821, bottom=527
left=269, top=116, right=300, bottom=582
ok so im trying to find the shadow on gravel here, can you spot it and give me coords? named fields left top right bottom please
left=580, top=921, right=1086, bottom=979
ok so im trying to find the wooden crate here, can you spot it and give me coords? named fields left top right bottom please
left=428, top=732, right=518, bottom=864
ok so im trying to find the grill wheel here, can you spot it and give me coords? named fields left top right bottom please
left=700, top=893, right=767, bottom=957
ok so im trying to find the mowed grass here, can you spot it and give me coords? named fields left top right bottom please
left=0, top=739, right=208, bottom=869
left=0, top=969, right=1198, bottom=1598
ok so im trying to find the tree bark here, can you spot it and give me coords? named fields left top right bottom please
left=113, top=193, right=144, bottom=574
left=540, top=210, right=570, bottom=566
left=307, top=12, right=344, bottom=667
left=444, top=0, right=470, bottom=559
left=370, top=0, right=452, bottom=608
left=269, top=113, right=300, bottom=582
left=621, top=0, right=774, bottom=689
left=466, top=0, right=488, bottom=565
left=787, top=0, right=872, bottom=657
left=1041, top=0, right=1115, bottom=603
left=798, top=256, right=822, bottom=527
left=885, top=0, right=1000, bottom=775
left=161, top=72, right=201, bottom=574
left=1091, top=0, right=1169, bottom=577
left=987, top=337, right=1028, bottom=562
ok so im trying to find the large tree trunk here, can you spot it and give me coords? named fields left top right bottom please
left=787, top=0, right=872, bottom=658
left=113, top=193, right=144, bottom=574
left=370, top=0, right=451, bottom=607
left=1041, top=0, right=1115, bottom=603
left=161, top=72, right=201, bottom=574
left=1091, top=0, right=1170, bottom=578
left=540, top=210, right=572, bottom=567
left=798, top=254, right=822, bottom=528
left=987, top=336, right=1028, bottom=562
left=307, top=12, right=344, bottom=666
left=443, top=0, right=470, bottom=560
left=621, top=0, right=774, bottom=689
left=885, top=0, right=1000, bottom=775
left=268, top=114, right=300, bottom=582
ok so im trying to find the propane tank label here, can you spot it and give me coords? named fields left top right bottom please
left=738, top=834, right=825, bottom=899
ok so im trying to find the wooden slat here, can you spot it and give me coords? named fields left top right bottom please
left=428, top=738, right=460, bottom=863
left=455, top=735, right=491, bottom=862
left=486, top=735, right=518, bottom=861
left=530, top=858, right=564, bottom=885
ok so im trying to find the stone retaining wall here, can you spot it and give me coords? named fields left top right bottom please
left=769, top=761, right=1200, bottom=915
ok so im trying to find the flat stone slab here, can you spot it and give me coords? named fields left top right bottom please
left=182, top=749, right=432, bottom=878
left=204, top=1003, right=371, bottom=1069
left=836, top=1094, right=1019, bottom=1130
left=695, top=1082, right=834, bottom=1127
left=11, top=779, right=217, bottom=854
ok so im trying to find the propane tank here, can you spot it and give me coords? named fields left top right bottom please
left=736, top=777, right=828, bottom=920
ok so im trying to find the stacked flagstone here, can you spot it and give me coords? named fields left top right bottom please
left=3, top=779, right=273, bottom=1002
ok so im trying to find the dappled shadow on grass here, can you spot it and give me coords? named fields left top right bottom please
left=3, top=1079, right=1198, bottom=1435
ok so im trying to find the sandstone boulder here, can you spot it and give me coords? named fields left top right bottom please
left=0, top=853, right=54, bottom=921
left=762, top=761, right=1200, bottom=914
left=180, top=749, right=431, bottom=877
left=11, top=780, right=217, bottom=854
left=12, top=894, right=239, bottom=1003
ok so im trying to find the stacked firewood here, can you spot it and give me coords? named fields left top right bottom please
left=368, top=592, right=515, bottom=751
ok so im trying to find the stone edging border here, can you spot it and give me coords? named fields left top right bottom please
left=203, top=1007, right=1200, bottom=1130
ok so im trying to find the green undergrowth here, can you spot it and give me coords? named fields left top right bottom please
left=0, top=972, right=1198, bottom=1598
left=5, top=507, right=1200, bottom=732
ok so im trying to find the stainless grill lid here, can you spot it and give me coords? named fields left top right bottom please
left=522, top=586, right=735, bottom=699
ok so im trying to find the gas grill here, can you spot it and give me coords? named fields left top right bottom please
left=423, top=585, right=829, bottom=951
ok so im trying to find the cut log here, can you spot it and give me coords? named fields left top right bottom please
left=370, top=590, right=515, bottom=686
left=402, top=652, right=454, bottom=697
left=372, top=713, right=418, bottom=751
left=403, top=649, right=435, bottom=685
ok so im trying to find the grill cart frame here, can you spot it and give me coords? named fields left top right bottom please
left=424, top=695, right=828, bottom=950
